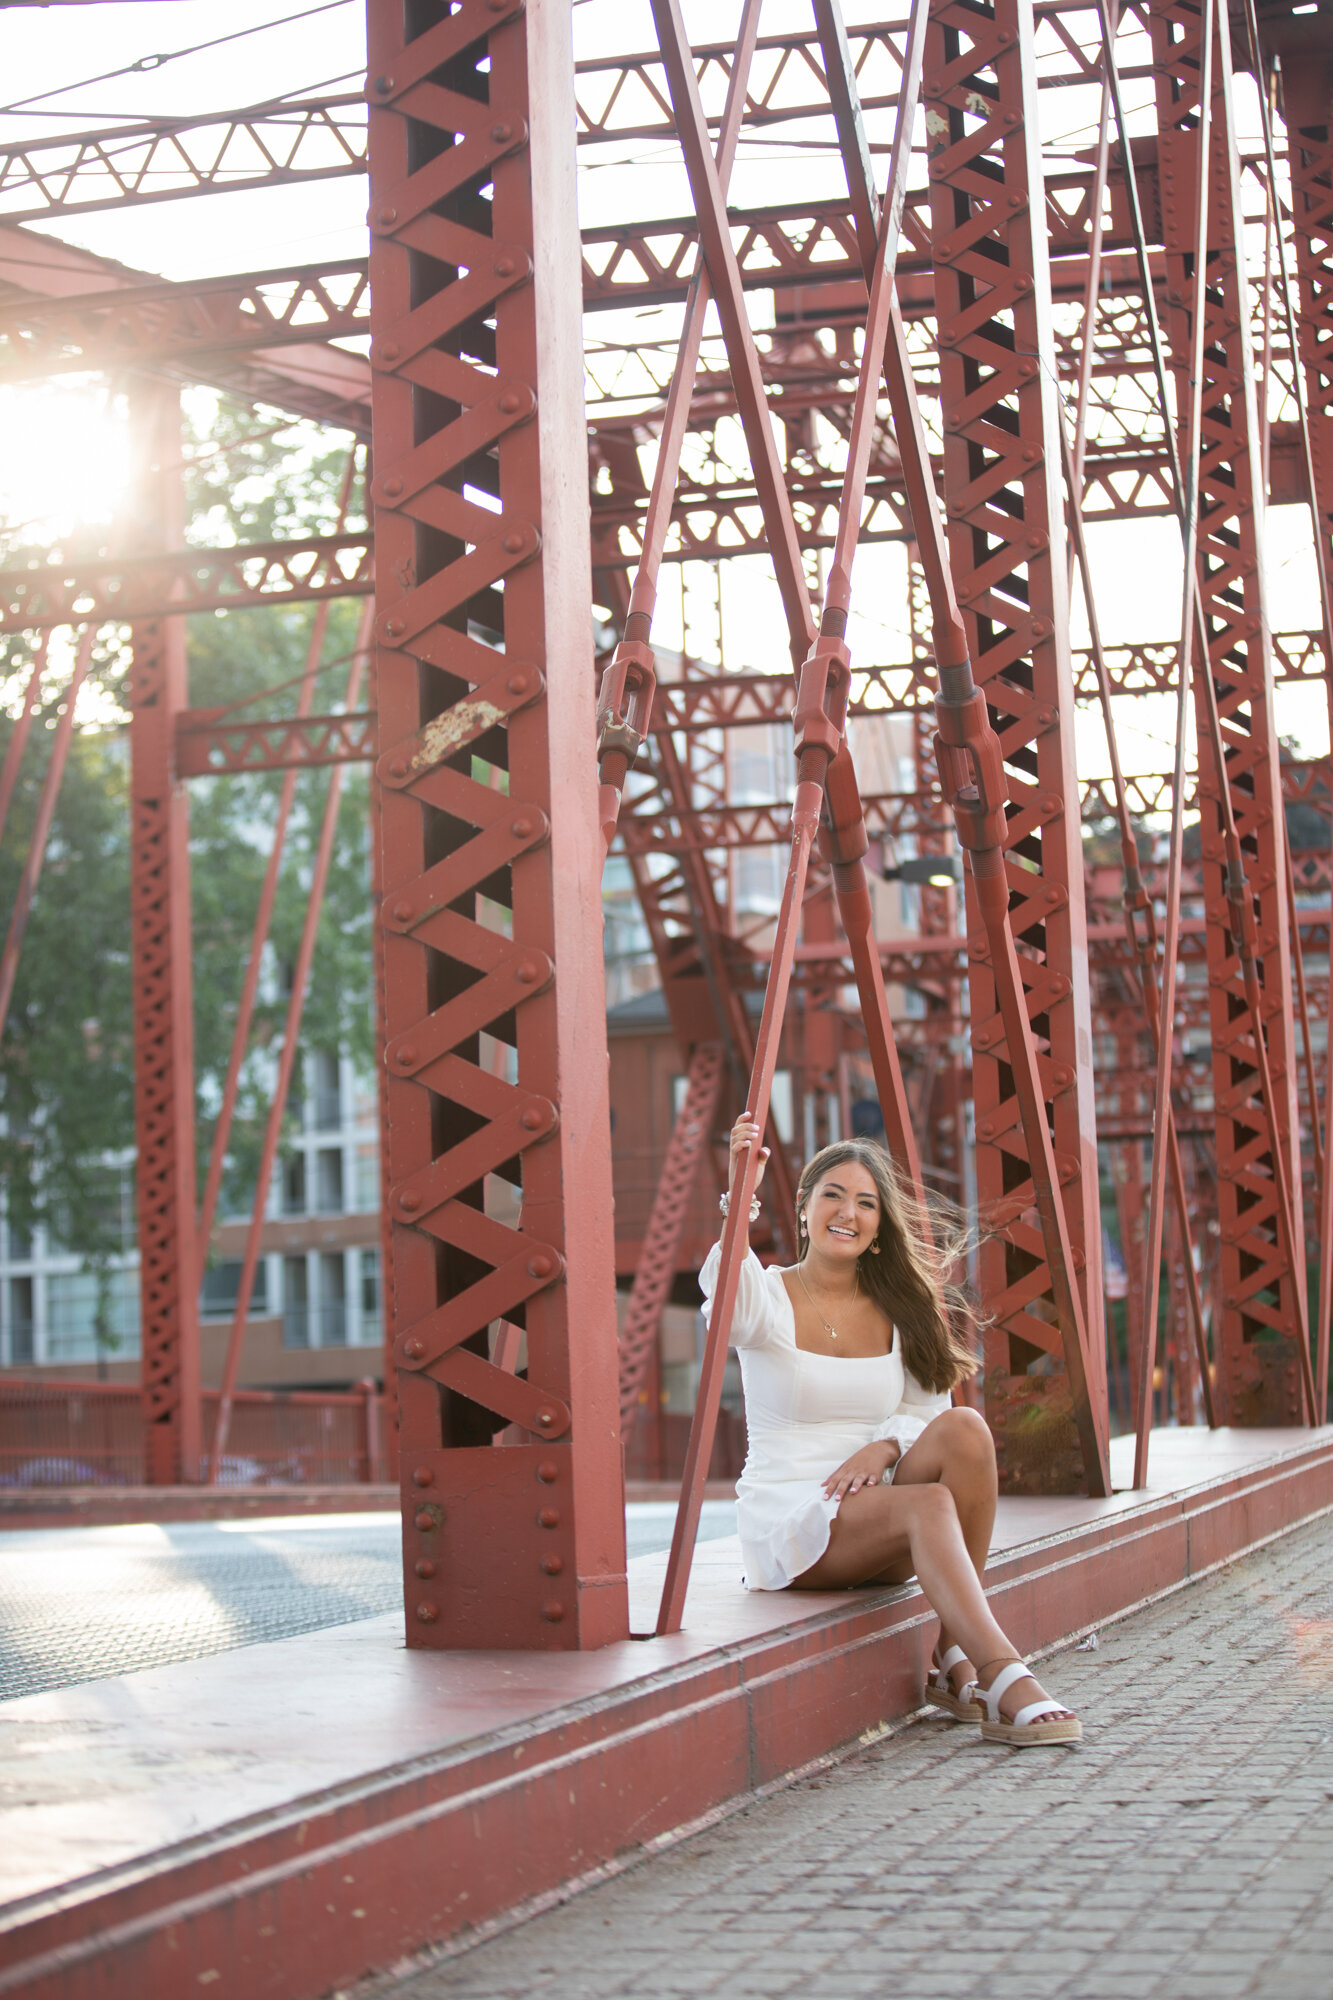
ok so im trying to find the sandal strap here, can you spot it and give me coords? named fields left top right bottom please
left=1009, top=1699, right=1068, bottom=1729
left=980, top=1659, right=1031, bottom=1720
left=937, top=1644, right=970, bottom=1675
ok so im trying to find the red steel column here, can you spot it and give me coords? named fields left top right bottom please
left=128, top=381, right=201, bottom=1484
left=1149, top=0, right=1305, bottom=1426
left=367, top=0, right=628, bottom=1649
left=926, top=0, right=1106, bottom=1490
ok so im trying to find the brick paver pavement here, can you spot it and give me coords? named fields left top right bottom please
left=369, top=1509, right=1333, bottom=2000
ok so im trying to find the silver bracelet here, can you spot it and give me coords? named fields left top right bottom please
left=719, top=1191, right=761, bottom=1222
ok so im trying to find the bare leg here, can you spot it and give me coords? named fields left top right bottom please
left=892, top=1407, right=996, bottom=1689
left=791, top=1475, right=1072, bottom=1724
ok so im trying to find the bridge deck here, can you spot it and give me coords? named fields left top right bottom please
left=2, top=1428, right=1331, bottom=2000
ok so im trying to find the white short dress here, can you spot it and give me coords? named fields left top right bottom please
left=700, top=1240, right=951, bottom=1591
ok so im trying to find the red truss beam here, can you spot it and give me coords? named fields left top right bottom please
left=0, top=262, right=372, bottom=382
left=127, top=382, right=201, bottom=1486
left=0, top=94, right=368, bottom=225
left=0, top=536, right=373, bottom=634
left=367, top=0, right=626, bottom=1651
left=175, top=711, right=376, bottom=777
left=926, top=0, right=1106, bottom=1489
left=1150, top=0, right=1306, bottom=1428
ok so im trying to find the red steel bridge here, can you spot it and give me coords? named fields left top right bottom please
left=0, top=0, right=1330, bottom=1647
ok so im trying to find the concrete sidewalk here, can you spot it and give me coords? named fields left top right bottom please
left=373, top=1508, right=1333, bottom=2000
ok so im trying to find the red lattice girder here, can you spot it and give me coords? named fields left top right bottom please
left=368, top=0, right=626, bottom=1650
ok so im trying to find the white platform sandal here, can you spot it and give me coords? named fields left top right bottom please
left=976, top=1660, right=1082, bottom=1745
left=923, top=1644, right=983, bottom=1721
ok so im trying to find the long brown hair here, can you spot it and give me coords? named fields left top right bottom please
left=795, top=1140, right=981, bottom=1393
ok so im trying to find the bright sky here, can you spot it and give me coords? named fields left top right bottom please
left=0, top=0, right=1326, bottom=779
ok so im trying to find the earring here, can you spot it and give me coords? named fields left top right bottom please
left=869, top=1238, right=881, bottom=1255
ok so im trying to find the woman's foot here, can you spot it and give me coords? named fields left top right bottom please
left=924, top=1642, right=983, bottom=1721
left=975, top=1658, right=1081, bottom=1745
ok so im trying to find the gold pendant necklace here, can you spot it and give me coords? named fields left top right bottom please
left=796, top=1262, right=858, bottom=1341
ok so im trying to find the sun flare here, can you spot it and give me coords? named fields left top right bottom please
left=0, top=382, right=133, bottom=545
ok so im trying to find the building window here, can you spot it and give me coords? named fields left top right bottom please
left=358, top=1249, right=380, bottom=1345
left=46, top=1269, right=139, bottom=1363
left=6, top=1216, right=32, bottom=1261
left=8, top=1277, right=33, bottom=1364
left=354, top=1140, right=380, bottom=1212
left=316, top=1148, right=344, bottom=1214
left=319, top=1252, right=347, bottom=1345
left=313, top=1050, right=342, bottom=1131
left=199, top=1261, right=268, bottom=1321
left=282, top=1152, right=307, bottom=1216
left=283, top=1256, right=310, bottom=1348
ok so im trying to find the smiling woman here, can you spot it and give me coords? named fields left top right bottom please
left=704, top=1116, right=1084, bottom=1748
left=0, top=382, right=132, bottom=545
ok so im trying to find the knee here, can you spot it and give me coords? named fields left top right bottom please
left=908, top=1482, right=960, bottom=1529
left=936, top=1405, right=996, bottom=1472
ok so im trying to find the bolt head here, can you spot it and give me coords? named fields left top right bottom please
left=537, top=1410, right=554, bottom=1427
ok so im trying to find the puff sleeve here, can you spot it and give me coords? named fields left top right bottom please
left=698, top=1240, right=788, bottom=1351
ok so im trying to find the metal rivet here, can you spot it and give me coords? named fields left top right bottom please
left=529, top=1254, right=555, bottom=1279
left=414, top=1559, right=435, bottom=1579
left=511, top=815, right=535, bottom=838
left=502, top=531, right=525, bottom=554
left=392, top=899, right=413, bottom=922
left=415, top=1601, right=439, bottom=1623
left=375, top=75, right=395, bottom=93
left=538, top=1507, right=560, bottom=1528
left=376, top=206, right=398, bottom=229
left=388, top=759, right=408, bottom=780
left=400, top=1190, right=422, bottom=1213
left=542, top=1601, right=565, bottom=1623
left=537, top=1461, right=559, bottom=1483
left=537, top=1410, right=554, bottom=1427
left=498, top=390, right=523, bottom=415
left=521, top=1107, right=544, bottom=1131
left=491, top=123, right=513, bottom=143
left=495, top=256, right=517, bottom=278
left=414, top=1510, right=437, bottom=1533
left=541, top=1555, right=564, bottom=1575
left=378, top=343, right=400, bottom=365
left=404, top=1338, right=426, bottom=1360
left=395, top=1047, right=418, bottom=1068
left=506, top=673, right=529, bottom=695
left=516, top=959, right=541, bottom=984
left=412, top=1466, right=433, bottom=1487
left=384, top=616, right=404, bottom=637
left=383, top=476, right=403, bottom=498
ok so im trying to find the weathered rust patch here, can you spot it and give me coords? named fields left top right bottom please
left=412, top=697, right=506, bottom=772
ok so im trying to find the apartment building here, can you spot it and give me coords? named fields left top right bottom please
left=0, top=1049, right=384, bottom=1390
